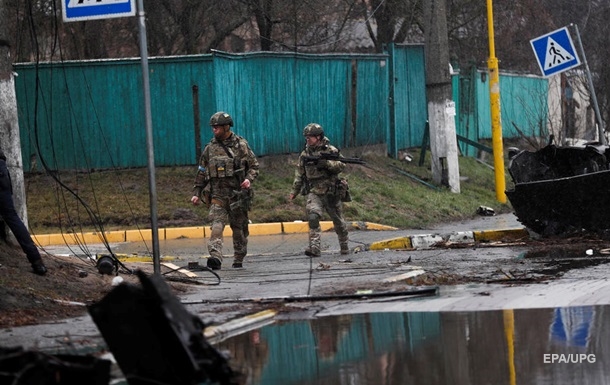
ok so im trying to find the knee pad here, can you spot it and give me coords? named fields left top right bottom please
left=308, top=213, right=320, bottom=229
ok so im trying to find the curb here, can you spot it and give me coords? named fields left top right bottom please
left=32, top=221, right=399, bottom=247
left=367, top=228, right=530, bottom=251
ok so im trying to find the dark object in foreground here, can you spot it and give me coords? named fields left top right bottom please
left=506, top=140, right=610, bottom=236
left=96, top=254, right=117, bottom=275
left=0, top=346, right=110, bottom=384
left=88, top=270, right=239, bottom=385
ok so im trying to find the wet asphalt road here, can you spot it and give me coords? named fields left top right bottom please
left=4, top=213, right=610, bottom=352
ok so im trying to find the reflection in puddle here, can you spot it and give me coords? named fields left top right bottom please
left=217, top=306, right=609, bottom=385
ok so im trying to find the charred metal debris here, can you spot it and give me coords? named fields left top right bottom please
left=506, top=138, right=610, bottom=236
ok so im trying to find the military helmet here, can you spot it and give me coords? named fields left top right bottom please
left=209, top=111, right=233, bottom=127
left=303, top=123, right=324, bottom=137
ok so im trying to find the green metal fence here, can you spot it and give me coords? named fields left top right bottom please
left=453, top=67, right=548, bottom=157
left=13, top=46, right=547, bottom=171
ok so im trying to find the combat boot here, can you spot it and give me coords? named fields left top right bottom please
left=305, top=247, right=321, bottom=257
left=207, top=256, right=222, bottom=270
left=306, top=228, right=321, bottom=257
left=232, top=256, right=244, bottom=268
left=340, top=242, right=350, bottom=255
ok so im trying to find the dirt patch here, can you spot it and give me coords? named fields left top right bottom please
left=0, top=242, right=192, bottom=329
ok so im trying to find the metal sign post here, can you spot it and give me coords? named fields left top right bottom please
left=135, top=0, right=161, bottom=274
left=62, top=0, right=161, bottom=273
left=570, top=24, right=606, bottom=145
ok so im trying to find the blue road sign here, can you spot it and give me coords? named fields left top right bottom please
left=62, top=0, right=136, bottom=22
left=530, top=27, right=581, bottom=77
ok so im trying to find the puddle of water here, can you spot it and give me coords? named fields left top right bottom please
left=216, top=306, right=610, bottom=385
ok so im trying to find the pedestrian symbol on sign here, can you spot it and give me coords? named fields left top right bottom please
left=545, top=38, right=575, bottom=70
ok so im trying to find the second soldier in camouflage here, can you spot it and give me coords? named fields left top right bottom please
left=289, top=123, right=350, bottom=257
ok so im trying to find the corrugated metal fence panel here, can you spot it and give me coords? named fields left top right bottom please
left=498, top=74, right=549, bottom=138
left=149, top=56, right=215, bottom=166
left=390, top=45, right=428, bottom=152
left=474, top=72, right=548, bottom=140
left=210, top=52, right=354, bottom=155
left=16, top=60, right=151, bottom=170
left=211, top=53, right=293, bottom=155
left=394, top=45, right=428, bottom=149
left=193, top=50, right=412, bottom=157
left=354, top=57, right=390, bottom=147
left=15, top=56, right=215, bottom=170
left=293, top=57, right=352, bottom=150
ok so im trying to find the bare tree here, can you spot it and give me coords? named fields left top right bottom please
left=364, top=0, right=422, bottom=53
left=4, top=0, right=610, bottom=143
left=145, top=0, right=251, bottom=55
left=575, top=0, right=610, bottom=135
left=241, top=0, right=275, bottom=51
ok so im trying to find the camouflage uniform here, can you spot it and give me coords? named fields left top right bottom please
left=193, top=132, right=259, bottom=266
left=291, top=135, right=349, bottom=256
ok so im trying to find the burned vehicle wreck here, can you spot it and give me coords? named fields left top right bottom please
left=506, top=139, right=610, bottom=236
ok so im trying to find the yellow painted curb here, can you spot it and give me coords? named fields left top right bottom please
left=282, top=221, right=310, bottom=234
left=113, top=253, right=177, bottom=262
left=34, top=231, right=126, bottom=247
left=474, top=228, right=529, bottom=242
left=125, top=229, right=164, bottom=242
left=356, top=222, right=399, bottom=231
left=32, top=233, right=51, bottom=247
left=368, top=237, right=413, bottom=250
left=248, top=222, right=283, bottom=236
left=320, top=221, right=335, bottom=232
left=35, top=221, right=400, bottom=246
left=165, top=226, right=205, bottom=240
left=102, top=231, right=127, bottom=243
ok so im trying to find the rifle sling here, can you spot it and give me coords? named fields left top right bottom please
left=217, top=139, right=234, bottom=159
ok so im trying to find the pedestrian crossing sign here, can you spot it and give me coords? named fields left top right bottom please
left=530, top=27, right=581, bottom=77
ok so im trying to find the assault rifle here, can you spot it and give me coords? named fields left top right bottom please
left=230, top=188, right=253, bottom=211
left=230, top=167, right=253, bottom=211
left=302, top=152, right=366, bottom=165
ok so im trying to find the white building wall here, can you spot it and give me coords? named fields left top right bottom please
left=547, top=73, right=598, bottom=145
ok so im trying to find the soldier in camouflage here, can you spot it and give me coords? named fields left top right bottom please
left=191, top=112, right=259, bottom=270
left=289, top=123, right=350, bottom=257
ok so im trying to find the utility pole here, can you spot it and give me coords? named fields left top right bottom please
left=486, top=0, right=506, bottom=203
left=0, top=0, right=30, bottom=230
left=423, top=0, right=460, bottom=193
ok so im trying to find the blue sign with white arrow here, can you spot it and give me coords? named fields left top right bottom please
left=62, top=0, right=136, bottom=22
left=530, top=27, right=581, bottom=77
